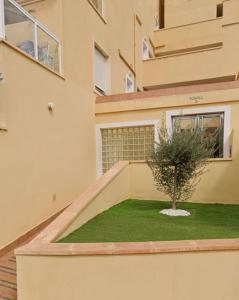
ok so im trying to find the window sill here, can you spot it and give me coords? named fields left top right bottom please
left=207, top=157, right=232, bottom=162
left=129, top=158, right=233, bottom=164
left=87, top=0, right=107, bottom=24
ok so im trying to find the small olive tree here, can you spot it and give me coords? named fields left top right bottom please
left=147, top=125, right=216, bottom=210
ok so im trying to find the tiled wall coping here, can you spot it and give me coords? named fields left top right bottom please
left=96, top=80, right=239, bottom=104
left=16, top=239, right=239, bottom=256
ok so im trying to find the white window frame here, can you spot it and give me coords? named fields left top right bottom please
left=94, top=44, right=109, bottom=95
left=142, top=39, right=151, bottom=60
left=125, top=73, right=134, bottom=93
left=96, top=120, right=160, bottom=177
left=166, top=105, right=231, bottom=158
left=0, top=0, right=5, bottom=38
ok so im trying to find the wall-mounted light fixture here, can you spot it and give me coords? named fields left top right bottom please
left=48, top=102, right=55, bottom=111
left=0, top=124, right=7, bottom=132
left=0, top=73, right=4, bottom=83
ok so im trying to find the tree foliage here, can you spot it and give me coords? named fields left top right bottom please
left=147, top=124, right=217, bottom=210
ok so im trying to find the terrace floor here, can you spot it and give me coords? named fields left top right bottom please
left=58, top=200, right=239, bottom=243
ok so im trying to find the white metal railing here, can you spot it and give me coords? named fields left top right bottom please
left=0, top=0, right=61, bottom=73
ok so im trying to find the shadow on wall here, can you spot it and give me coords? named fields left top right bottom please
left=130, top=155, right=239, bottom=204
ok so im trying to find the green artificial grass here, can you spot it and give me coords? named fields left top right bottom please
left=58, top=200, right=239, bottom=243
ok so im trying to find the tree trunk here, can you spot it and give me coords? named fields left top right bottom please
left=172, top=198, right=177, bottom=210
left=172, top=167, right=177, bottom=210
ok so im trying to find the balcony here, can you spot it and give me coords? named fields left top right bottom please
left=142, top=45, right=239, bottom=90
left=143, top=0, right=239, bottom=90
left=152, top=18, right=223, bottom=57
left=0, top=0, right=61, bottom=73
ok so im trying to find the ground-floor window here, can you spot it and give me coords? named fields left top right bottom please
left=172, top=113, right=224, bottom=158
left=101, top=125, right=155, bottom=173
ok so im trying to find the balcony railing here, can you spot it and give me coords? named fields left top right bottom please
left=0, top=0, right=61, bottom=73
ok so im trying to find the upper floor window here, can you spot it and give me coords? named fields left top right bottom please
left=125, top=73, right=134, bottom=93
left=142, top=39, right=152, bottom=60
left=217, top=3, right=223, bottom=18
left=158, top=0, right=165, bottom=29
left=91, top=0, right=103, bottom=15
left=94, top=45, right=108, bottom=94
left=172, top=113, right=224, bottom=158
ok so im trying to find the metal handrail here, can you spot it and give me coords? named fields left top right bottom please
left=6, top=0, right=60, bottom=42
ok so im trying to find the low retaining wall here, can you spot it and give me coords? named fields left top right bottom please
left=15, top=161, right=239, bottom=300
left=16, top=249, right=239, bottom=300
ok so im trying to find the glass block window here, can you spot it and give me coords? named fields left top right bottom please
left=172, top=113, right=224, bottom=158
left=101, top=125, right=155, bottom=173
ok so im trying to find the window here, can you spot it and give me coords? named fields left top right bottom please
left=142, top=39, right=152, bottom=60
left=125, top=73, right=134, bottom=93
left=91, top=0, right=103, bottom=15
left=94, top=46, right=108, bottom=94
left=159, top=0, right=165, bottom=29
left=172, top=113, right=224, bottom=158
left=217, top=3, right=223, bottom=18
left=3, top=0, right=61, bottom=72
left=101, top=126, right=155, bottom=173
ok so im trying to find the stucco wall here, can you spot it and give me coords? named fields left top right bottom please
left=59, top=163, right=130, bottom=240
left=0, top=43, right=96, bottom=248
left=164, top=0, right=223, bottom=28
left=0, top=0, right=158, bottom=249
left=17, top=250, right=239, bottom=300
left=153, top=18, right=222, bottom=53
left=130, top=160, right=239, bottom=204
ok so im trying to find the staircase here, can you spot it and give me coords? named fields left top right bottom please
left=0, top=207, right=66, bottom=300
left=0, top=250, right=17, bottom=300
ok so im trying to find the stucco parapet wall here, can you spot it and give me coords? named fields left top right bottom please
left=25, top=161, right=129, bottom=245
left=153, top=17, right=222, bottom=33
left=95, top=81, right=239, bottom=114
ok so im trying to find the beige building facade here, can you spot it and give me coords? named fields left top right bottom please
left=0, top=0, right=239, bottom=299
left=0, top=0, right=239, bottom=247
left=0, top=0, right=158, bottom=249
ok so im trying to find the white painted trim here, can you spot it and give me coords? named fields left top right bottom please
left=166, top=105, right=231, bottom=158
left=125, top=73, right=134, bottom=93
left=33, top=22, right=38, bottom=60
left=142, top=38, right=150, bottom=60
left=58, top=42, right=62, bottom=74
left=96, top=119, right=160, bottom=178
left=94, top=41, right=110, bottom=95
left=0, top=0, right=5, bottom=38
